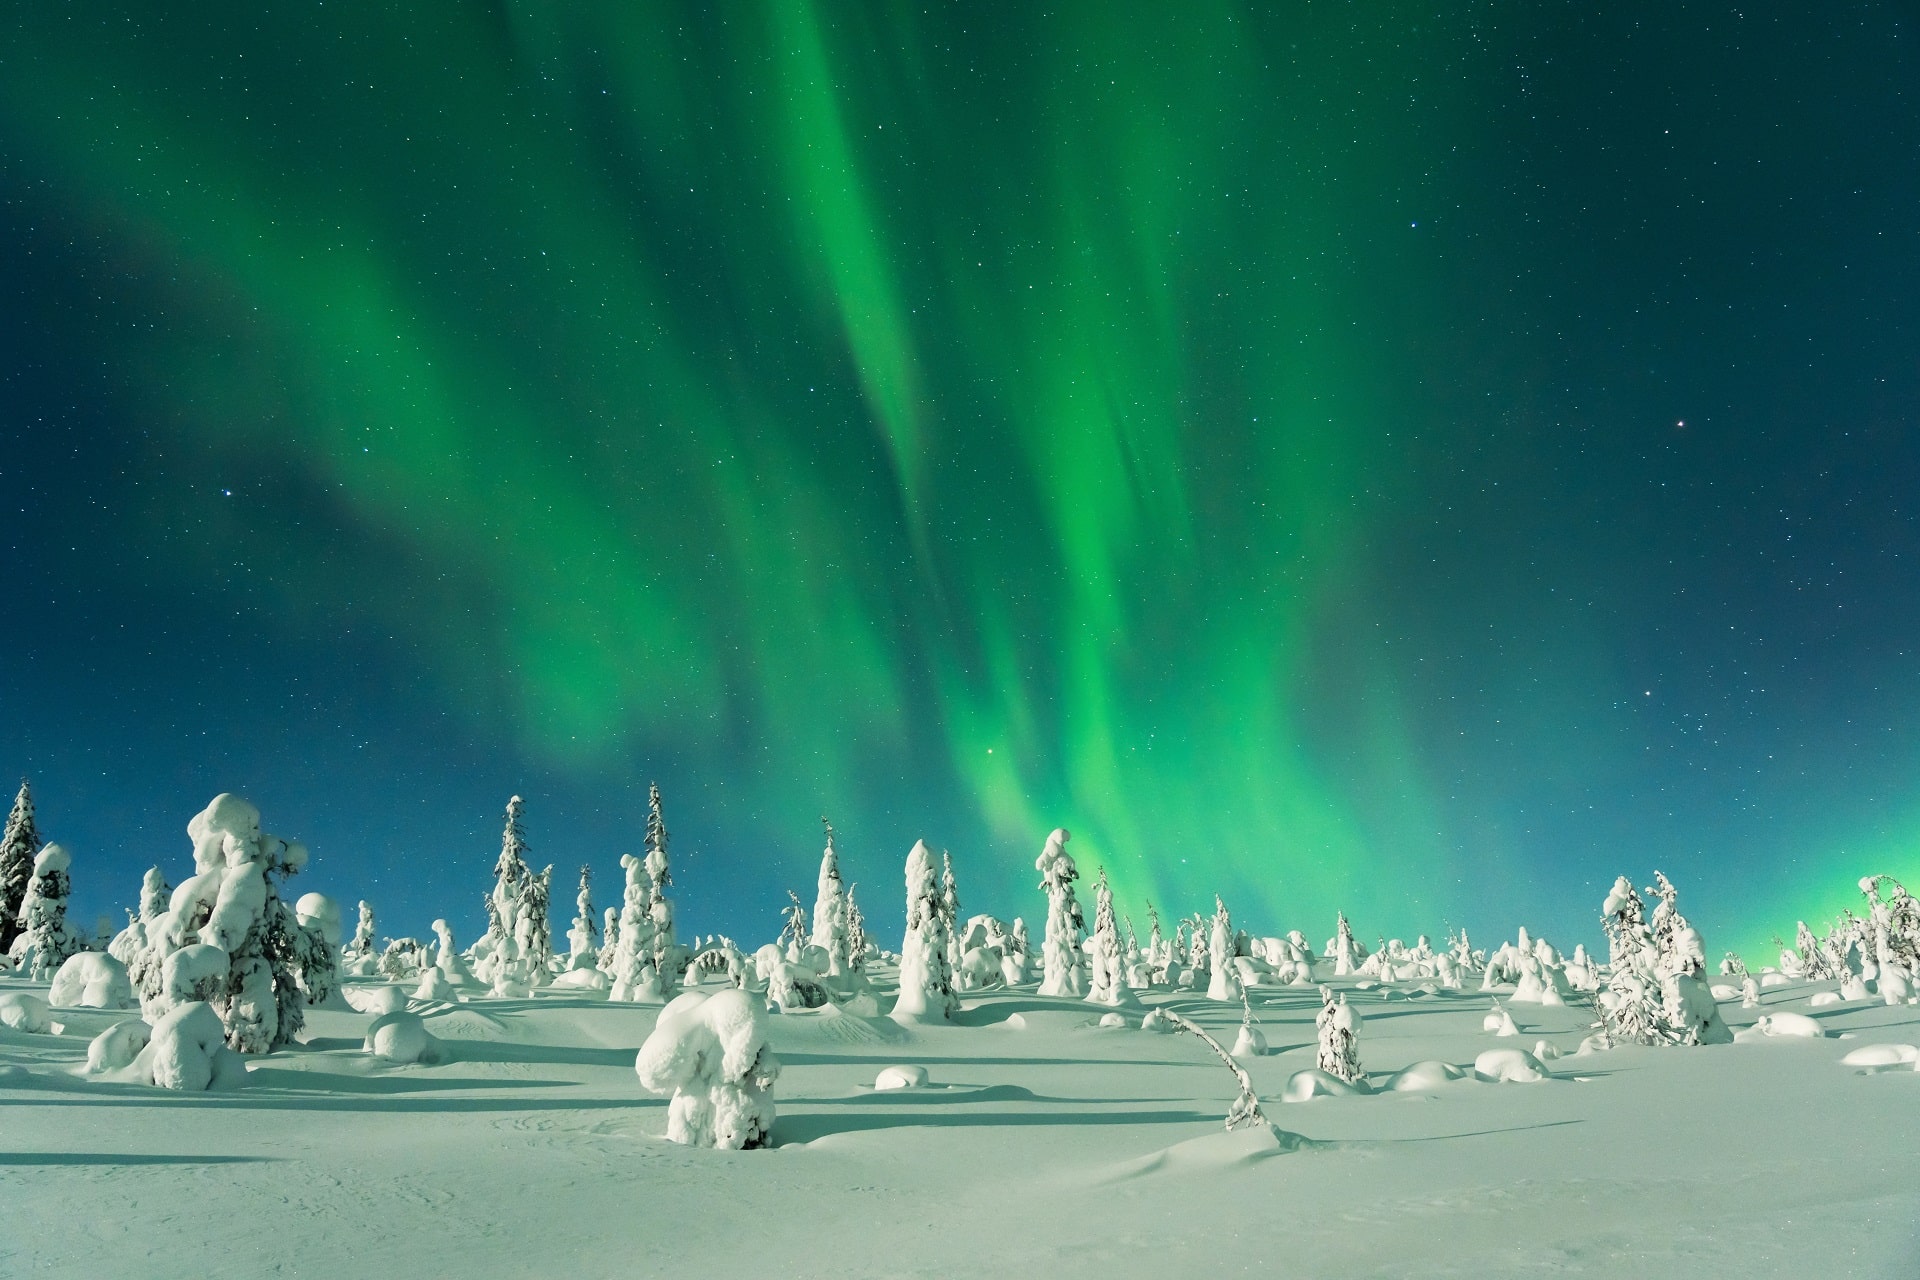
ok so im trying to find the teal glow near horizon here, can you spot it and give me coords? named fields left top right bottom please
left=4, top=3, right=1919, bottom=956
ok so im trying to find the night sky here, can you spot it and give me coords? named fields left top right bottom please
left=4, top=3, right=1917, bottom=960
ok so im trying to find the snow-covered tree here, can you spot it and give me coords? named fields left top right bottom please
left=1232, top=989, right=1268, bottom=1058
left=1316, top=986, right=1362, bottom=1083
left=566, top=865, right=598, bottom=969
left=810, top=818, right=850, bottom=975
left=1085, top=869, right=1138, bottom=1008
left=782, top=891, right=809, bottom=960
left=1035, top=828, right=1086, bottom=997
left=634, top=989, right=780, bottom=1149
left=1207, top=897, right=1241, bottom=1002
left=1792, top=919, right=1843, bottom=981
left=1330, top=911, right=1361, bottom=976
left=292, top=893, right=341, bottom=1006
left=0, top=779, right=42, bottom=955
left=892, top=840, right=957, bottom=1022
left=641, top=782, right=679, bottom=995
left=609, top=784, right=680, bottom=1001
left=127, top=795, right=312, bottom=1053
left=941, top=851, right=963, bottom=969
left=1597, top=872, right=1728, bottom=1046
left=845, top=883, right=869, bottom=979
left=13, top=843, right=84, bottom=979
left=519, top=863, right=554, bottom=978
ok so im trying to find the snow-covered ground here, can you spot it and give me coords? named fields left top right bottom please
left=3, top=968, right=1916, bottom=1278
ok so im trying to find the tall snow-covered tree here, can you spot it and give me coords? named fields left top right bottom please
left=642, top=782, right=678, bottom=996
left=845, top=883, right=869, bottom=978
left=891, top=840, right=957, bottom=1022
left=1315, top=986, right=1363, bottom=1083
left=1085, top=868, right=1136, bottom=1008
left=13, top=843, right=83, bottom=978
left=941, top=851, right=963, bottom=969
left=519, top=863, right=554, bottom=981
left=810, top=818, right=850, bottom=975
left=349, top=900, right=376, bottom=960
left=610, top=783, right=679, bottom=1001
left=1035, top=828, right=1086, bottom=997
left=1330, top=911, right=1361, bottom=976
left=0, top=779, right=42, bottom=954
left=566, top=865, right=598, bottom=969
left=1207, top=897, right=1242, bottom=1002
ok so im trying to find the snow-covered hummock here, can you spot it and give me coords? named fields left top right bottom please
left=1085, top=869, right=1139, bottom=1009
left=128, top=1001, right=249, bottom=1090
left=11, top=842, right=84, bottom=980
left=634, top=988, right=780, bottom=1149
left=1207, top=897, right=1241, bottom=1002
left=1034, top=828, right=1086, bottom=998
left=892, top=840, right=958, bottom=1023
left=810, top=819, right=850, bottom=976
left=49, top=951, right=134, bottom=1009
left=1315, top=986, right=1362, bottom=1084
left=0, top=779, right=40, bottom=957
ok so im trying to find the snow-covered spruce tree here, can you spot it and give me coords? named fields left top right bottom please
left=634, top=988, right=781, bottom=1149
left=782, top=892, right=809, bottom=961
left=1331, top=911, right=1360, bottom=976
left=941, top=851, right=963, bottom=970
left=1184, top=912, right=1210, bottom=990
left=810, top=818, right=850, bottom=975
left=892, top=840, right=958, bottom=1022
left=518, top=863, right=554, bottom=979
left=1145, top=901, right=1166, bottom=979
left=641, top=782, right=678, bottom=996
left=608, top=852, right=658, bottom=1000
left=1208, top=897, right=1242, bottom=1002
left=0, top=779, right=42, bottom=955
left=292, top=893, right=341, bottom=1006
left=566, top=865, right=598, bottom=970
left=14, top=843, right=84, bottom=979
left=1085, top=869, right=1138, bottom=1008
left=132, top=795, right=312, bottom=1053
left=1035, top=828, right=1086, bottom=997
left=477, top=795, right=537, bottom=992
left=1316, top=986, right=1362, bottom=1084
left=1596, top=875, right=1671, bottom=1046
left=349, top=900, right=376, bottom=961
left=1792, top=919, right=1842, bottom=981
left=844, top=883, right=869, bottom=979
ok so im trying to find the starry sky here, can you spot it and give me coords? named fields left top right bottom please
left=3, top=2, right=1917, bottom=960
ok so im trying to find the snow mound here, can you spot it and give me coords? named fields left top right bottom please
left=1232, top=1023, right=1267, bottom=1057
left=1809, top=991, right=1844, bottom=1007
left=1474, top=1048, right=1551, bottom=1083
left=86, top=1019, right=151, bottom=1073
left=1483, top=1004, right=1519, bottom=1036
left=414, top=968, right=457, bottom=1002
left=1140, top=1008, right=1174, bottom=1034
left=0, top=990, right=52, bottom=1028
left=552, top=966, right=609, bottom=991
left=344, top=984, right=408, bottom=1016
left=1760, top=972, right=1791, bottom=987
left=874, top=1064, right=929, bottom=1090
left=49, top=952, right=135, bottom=1009
left=1097, top=1011, right=1128, bottom=1028
left=0, top=991, right=52, bottom=1033
left=1710, top=982, right=1742, bottom=1000
left=365, top=1011, right=445, bottom=1065
left=129, top=1002, right=249, bottom=1090
left=1748, top=1012, right=1825, bottom=1039
left=1840, top=1043, right=1920, bottom=1072
left=1282, top=1067, right=1372, bottom=1101
left=1106, top=1123, right=1309, bottom=1181
left=1385, top=1060, right=1466, bottom=1091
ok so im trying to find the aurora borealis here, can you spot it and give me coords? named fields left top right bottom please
left=4, top=3, right=1918, bottom=958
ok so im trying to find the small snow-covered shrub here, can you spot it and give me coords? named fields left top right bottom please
left=1140, top=1007, right=1175, bottom=1034
left=134, top=1001, right=249, bottom=1090
left=293, top=892, right=342, bottom=1006
left=415, top=968, right=457, bottom=1001
left=875, top=1064, right=929, bottom=1090
left=1316, top=987, right=1362, bottom=1083
left=365, top=1011, right=444, bottom=1064
left=49, top=951, right=134, bottom=1009
left=0, top=990, right=51, bottom=1032
left=86, top=1019, right=151, bottom=1073
left=1474, top=1048, right=1551, bottom=1083
left=634, top=988, right=781, bottom=1150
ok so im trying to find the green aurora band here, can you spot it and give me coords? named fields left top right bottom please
left=5, top=2, right=1918, bottom=957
